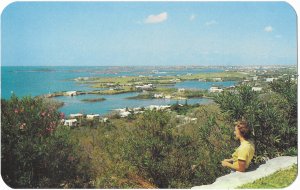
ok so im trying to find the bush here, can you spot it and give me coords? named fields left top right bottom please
left=124, top=109, right=234, bottom=188
left=214, top=81, right=297, bottom=161
left=1, top=96, right=91, bottom=188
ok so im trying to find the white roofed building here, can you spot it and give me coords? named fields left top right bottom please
left=209, top=87, right=223, bottom=93
left=64, top=119, right=78, bottom=127
left=86, top=114, right=100, bottom=120
left=252, top=87, right=263, bottom=92
left=70, top=113, right=84, bottom=118
left=66, top=91, right=77, bottom=96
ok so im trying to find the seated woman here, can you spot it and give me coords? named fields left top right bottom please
left=221, top=120, right=255, bottom=172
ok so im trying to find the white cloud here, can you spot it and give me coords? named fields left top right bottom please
left=205, top=20, right=218, bottom=26
left=190, top=14, right=196, bottom=21
left=264, top=26, right=273, bottom=32
left=144, top=12, right=168, bottom=24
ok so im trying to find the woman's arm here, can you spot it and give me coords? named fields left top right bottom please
left=223, top=158, right=234, bottom=162
left=221, top=159, right=246, bottom=172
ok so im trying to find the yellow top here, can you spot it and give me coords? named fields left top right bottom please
left=232, top=140, right=255, bottom=169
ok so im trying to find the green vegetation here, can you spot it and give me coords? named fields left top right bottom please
left=93, top=86, right=136, bottom=94
left=77, top=71, right=247, bottom=89
left=86, top=76, right=175, bottom=88
left=81, top=98, right=106, bottom=102
left=214, top=78, right=297, bottom=163
left=68, top=105, right=235, bottom=188
left=1, top=95, right=91, bottom=188
left=126, top=88, right=208, bottom=100
left=170, top=102, right=200, bottom=115
left=239, top=164, right=297, bottom=188
left=126, top=93, right=154, bottom=99
left=179, top=71, right=247, bottom=81
left=1, top=78, right=297, bottom=188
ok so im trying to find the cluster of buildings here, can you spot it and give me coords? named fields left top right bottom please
left=135, top=84, right=154, bottom=91
left=114, top=105, right=171, bottom=118
left=62, top=113, right=108, bottom=127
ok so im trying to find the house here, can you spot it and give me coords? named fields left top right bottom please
left=170, top=79, right=181, bottom=83
left=66, top=91, right=77, bottom=96
left=178, top=88, right=185, bottom=92
left=120, top=111, right=131, bottom=118
left=209, top=87, right=223, bottom=93
left=252, top=87, right=262, bottom=92
left=266, top=78, right=276, bottom=82
left=154, top=93, right=164, bottom=98
left=70, top=113, right=84, bottom=118
left=252, top=76, right=258, bottom=81
left=135, top=84, right=153, bottom=90
left=164, top=95, right=172, bottom=99
left=147, top=105, right=171, bottom=111
left=106, top=83, right=115, bottom=86
left=64, top=119, right=78, bottom=127
left=100, top=117, right=109, bottom=123
left=86, top=114, right=100, bottom=120
left=212, top=78, right=222, bottom=82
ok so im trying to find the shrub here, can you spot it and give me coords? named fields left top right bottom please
left=124, top=109, right=234, bottom=188
left=1, top=96, right=91, bottom=188
left=214, top=81, right=297, bottom=161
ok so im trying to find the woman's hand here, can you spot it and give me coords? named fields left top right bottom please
left=221, top=160, right=230, bottom=167
left=223, top=158, right=233, bottom=162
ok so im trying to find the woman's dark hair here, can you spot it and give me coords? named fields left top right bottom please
left=236, top=120, right=252, bottom=140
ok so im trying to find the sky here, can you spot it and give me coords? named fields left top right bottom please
left=1, top=1, right=297, bottom=66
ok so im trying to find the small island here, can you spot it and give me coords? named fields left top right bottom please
left=81, top=98, right=106, bottom=102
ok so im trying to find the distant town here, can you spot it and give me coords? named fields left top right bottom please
left=50, top=65, right=297, bottom=127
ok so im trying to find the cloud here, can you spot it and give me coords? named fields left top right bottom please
left=264, top=26, right=273, bottom=32
left=190, top=14, right=196, bottom=21
left=144, top=12, right=168, bottom=24
left=205, top=20, right=218, bottom=26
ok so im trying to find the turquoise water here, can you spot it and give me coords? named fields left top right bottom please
left=54, top=93, right=213, bottom=115
left=1, top=66, right=231, bottom=115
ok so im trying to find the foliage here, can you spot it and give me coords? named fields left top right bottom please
left=1, top=96, right=91, bottom=188
left=214, top=80, right=297, bottom=161
left=170, top=102, right=200, bottom=115
left=123, top=108, right=235, bottom=188
left=3, top=76, right=296, bottom=188
left=69, top=120, right=141, bottom=188
left=182, top=90, right=204, bottom=98
left=239, top=164, right=297, bottom=189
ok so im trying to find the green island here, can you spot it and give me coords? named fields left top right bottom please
left=81, top=98, right=106, bottom=102
left=126, top=88, right=211, bottom=100
left=76, top=71, right=247, bottom=88
left=43, top=71, right=247, bottom=99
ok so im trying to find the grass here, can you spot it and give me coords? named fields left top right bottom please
left=179, top=71, right=247, bottom=80
left=78, top=71, right=248, bottom=89
left=238, top=164, right=298, bottom=189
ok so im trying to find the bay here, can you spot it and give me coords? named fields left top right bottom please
left=1, top=66, right=233, bottom=116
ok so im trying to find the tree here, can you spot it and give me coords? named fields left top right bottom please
left=214, top=82, right=297, bottom=161
left=123, top=109, right=234, bottom=188
left=1, top=96, right=91, bottom=188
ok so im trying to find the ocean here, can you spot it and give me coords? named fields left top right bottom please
left=1, top=66, right=235, bottom=115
